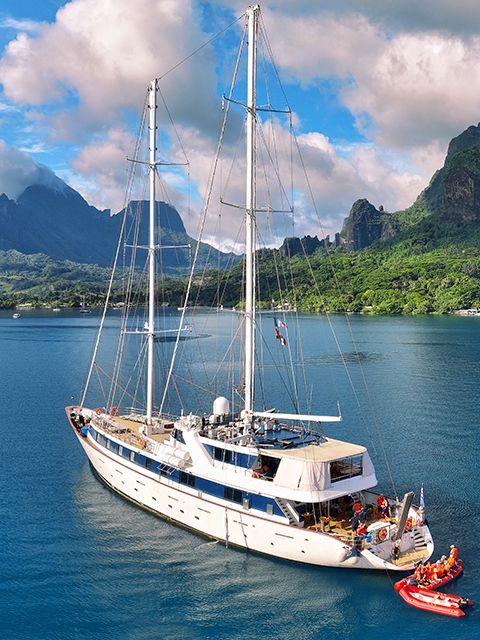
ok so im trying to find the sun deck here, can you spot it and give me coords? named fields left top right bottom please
left=261, top=437, right=366, bottom=461
left=92, top=414, right=173, bottom=446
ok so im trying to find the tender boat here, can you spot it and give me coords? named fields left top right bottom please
left=66, top=5, right=434, bottom=571
left=398, top=584, right=473, bottom=617
left=394, top=558, right=463, bottom=591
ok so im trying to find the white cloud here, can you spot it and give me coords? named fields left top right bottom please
left=0, top=17, right=42, bottom=33
left=216, top=0, right=480, bottom=36
left=0, top=139, right=65, bottom=199
left=1, top=0, right=480, bottom=247
left=68, top=127, right=135, bottom=213
left=340, top=32, right=480, bottom=149
left=0, top=0, right=220, bottom=136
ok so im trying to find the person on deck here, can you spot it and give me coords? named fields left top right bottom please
left=449, top=544, right=458, bottom=567
left=391, top=540, right=401, bottom=563
left=377, top=495, right=390, bottom=518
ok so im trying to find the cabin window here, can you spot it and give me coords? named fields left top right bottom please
left=330, top=456, right=363, bottom=482
left=171, top=429, right=186, bottom=445
left=145, top=457, right=152, bottom=470
left=180, top=472, right=196, bottom=487
left=214, top=447, right=232, bottom=463
left=224, top=487, right=242, bottom=503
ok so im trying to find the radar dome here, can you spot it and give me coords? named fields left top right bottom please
left=213, top=396, right=229, bottom=416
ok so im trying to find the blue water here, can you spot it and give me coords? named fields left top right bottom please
left=0, top=309, right=478, bottom=639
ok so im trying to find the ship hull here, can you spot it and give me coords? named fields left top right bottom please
left=68, top=412, right=429, bottom=571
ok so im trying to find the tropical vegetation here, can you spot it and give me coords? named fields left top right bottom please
left=3, top=213, right=480, bottom=314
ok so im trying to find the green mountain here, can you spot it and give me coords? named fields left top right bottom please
left=4, top=123, right=480, bottom=313
left=0, top=182, right=240, bottom=308
left=197, top=123, right=480, bottom=315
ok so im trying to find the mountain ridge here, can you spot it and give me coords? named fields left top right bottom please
left=4, top=122, right=480, bottom=313
left=0, top=182, right=238, bottom=272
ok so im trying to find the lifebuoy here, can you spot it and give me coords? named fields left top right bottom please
left=111, top=406, right=118, bottom=416
left=95, top=408, right=102, bottom=416
left=377, top=527, right=388, bottom=541
left=404, top=518, right=412, bottom=532
left=139, top=438, right=146, bottom=449
left=252, top=471, right=260, bottom=478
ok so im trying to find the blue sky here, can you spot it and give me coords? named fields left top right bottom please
left=1, top=0, right=480, bottom=248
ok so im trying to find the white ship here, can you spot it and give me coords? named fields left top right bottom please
left=66, top=5, right=434, bottom=570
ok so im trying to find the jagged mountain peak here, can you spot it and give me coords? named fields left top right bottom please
left=445, top=123, right=480, bottom=163
left=0, top=176, right=238, bottom=272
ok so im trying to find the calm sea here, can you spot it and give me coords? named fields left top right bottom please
left=0, top=309, right=478, bottom=639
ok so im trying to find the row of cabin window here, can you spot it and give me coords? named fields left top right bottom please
left=96, top=430, right=275, bottom=513
left=210, top=446, right=255, bottom=469
left=180, top=473, right=242, bottom=504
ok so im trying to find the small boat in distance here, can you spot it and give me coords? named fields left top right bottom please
left=66, top=5, right=434, bottom=571
left=12, top=313, right=20, bottom=319
left=80, top=295, right=91, bottom=314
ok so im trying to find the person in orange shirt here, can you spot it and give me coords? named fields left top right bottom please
left=449, top=544, right=458, bottom=567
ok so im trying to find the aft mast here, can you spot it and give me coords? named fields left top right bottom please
left=244, top=4, right=259, bottom=421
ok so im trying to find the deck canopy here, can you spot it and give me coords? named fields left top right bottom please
left=268, top=438, right=375, bottom=493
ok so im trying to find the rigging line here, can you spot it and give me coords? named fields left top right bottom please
left=256, top=322, right=299, bottom=413
left=273, top=199, right=312, bottom=414
left=159, top=18, right=249, bottom=415
left=82, top=119, right=146, bottom=408
left=256, top=228, right=301, bottom=413
left=257, top=12, right=292, bottom=114
left=206, top=321, right=243, bottom=391
left=170, top=372, right=241, bottom=412
left=111, top=100, right=149, bottom=404
left=256, top=119, right=293, bottom=212
left=94, top=363, right=147, bottom=409
left=112, top=209, right=149, bottom=405
left=157, top=13, right=245, bottom=82
left=93, top=364, right=108, bottom=407
left=169, top=371, right=186, bottom=417
left=157, top=86, right=190, bottom=167
left=291, top=131, right=398, bottom=499
left=80, top=199, right=128, bottom=408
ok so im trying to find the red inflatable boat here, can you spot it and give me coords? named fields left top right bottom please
left=398, top=584, right=473, bottom=617
left=394, top=559, right=463, bottom=592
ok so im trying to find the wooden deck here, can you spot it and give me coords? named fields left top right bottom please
left=93, top=414, right=173, bottom=447
left=304, top=507, right=430, bottom=566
